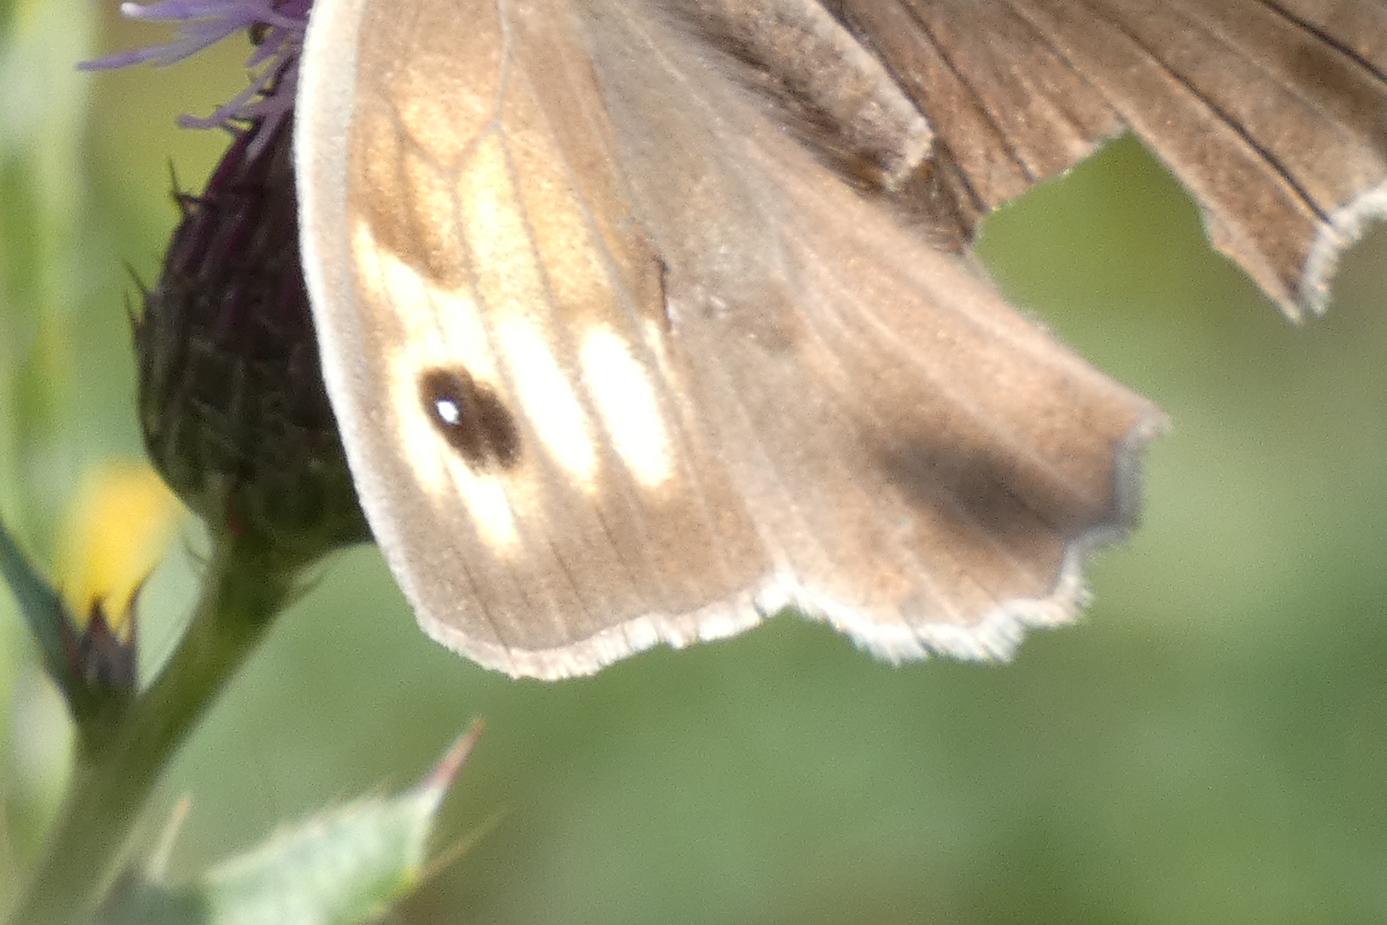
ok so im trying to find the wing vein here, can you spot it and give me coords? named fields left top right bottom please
left=841, top=13, right=988, bottom=216
left=1255, top=0, right=1387, bottom=87
left=495, top=126, right=636, bottom=625
left=1070, top=0, right=1331, bottom=223
left=895, top=4, right=1038, bottom=185
left=526, top=12, right=768, bottom=606
left=617, top=11, right=900, bottom=617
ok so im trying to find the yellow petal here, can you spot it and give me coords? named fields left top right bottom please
left=56, top=462, right=181, bottom=637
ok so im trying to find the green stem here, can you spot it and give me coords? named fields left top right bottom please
left=11, top=528, right=302, bottom=925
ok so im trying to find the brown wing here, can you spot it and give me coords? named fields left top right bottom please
left=296, top=0, right=1164, bottom=678
left=825, top=0, right=1387, bottom=318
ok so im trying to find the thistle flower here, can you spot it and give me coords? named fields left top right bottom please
left=5, top=12, right=417, bottom=922
left=135, top=115, right=370, bottom=559
left=82, top=0, right=309, bottom=147
left=108, top=0, right=370, bottom=559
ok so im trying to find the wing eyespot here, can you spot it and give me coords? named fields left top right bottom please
left=420, top=368, right=522, bottom=471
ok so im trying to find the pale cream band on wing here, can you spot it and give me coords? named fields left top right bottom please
left=457, top=128, right=677, bottom=494
left=350, top=129, right=678, bottom=555
left=580, top=326, right=675, bottom=490
left=350, top=219, right=522, bottom=554
left=457, top=133, right=612, bottom=492
left=493, top=314, right=600, bottom=491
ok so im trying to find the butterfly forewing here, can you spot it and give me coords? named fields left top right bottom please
left=303, top=0, right=788, bottom=675
left=296, top=0, right=1383, bottom=678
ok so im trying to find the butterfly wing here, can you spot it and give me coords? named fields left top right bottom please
left=295, top=0, right=1165, bottom=678
left=826, top=0, right=1387, bottom=318
left=297, top=0, right=777, bottom=675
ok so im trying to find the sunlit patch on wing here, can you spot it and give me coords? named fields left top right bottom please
left=452, top=130, right=615, bottom=489
left=351, top=222, right=502, bottom=383
left=580, top=326, right=675, bottom=490
left=494, top=315, right=600, bottom=491
left=447, top=459, right=521, bottom=554
left=457, top=133, right=547, bottom=319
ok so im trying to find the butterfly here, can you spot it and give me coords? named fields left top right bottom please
left=291, top=0, right=1387, bottom=679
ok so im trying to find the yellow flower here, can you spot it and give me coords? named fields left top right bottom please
left=56, top=462, right=181, bottom=638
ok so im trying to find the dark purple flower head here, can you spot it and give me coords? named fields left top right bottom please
left=135, top=114, right=370, bottom=557
left=84, top=0, right=311, bottom=144
left=99, top=0, right=370, bottom=557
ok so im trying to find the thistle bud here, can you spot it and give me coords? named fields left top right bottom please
left=134, top=115, right=369, bottom=560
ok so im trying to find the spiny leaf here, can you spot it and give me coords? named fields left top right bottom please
left=95, top=726, right=481, bottom=925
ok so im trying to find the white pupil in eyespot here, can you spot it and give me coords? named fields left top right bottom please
left=435, top=398, right=462, bottom=427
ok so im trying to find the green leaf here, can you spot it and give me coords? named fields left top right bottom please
left=0, top=513, right=73, bottom=692
left=95, top=726, right=481, bottom=925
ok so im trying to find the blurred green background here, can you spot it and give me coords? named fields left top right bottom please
left=3, top=1, right=1387, bottom=922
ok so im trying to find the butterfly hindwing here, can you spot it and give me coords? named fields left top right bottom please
left=578, top=3, right=1160, bottom=650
